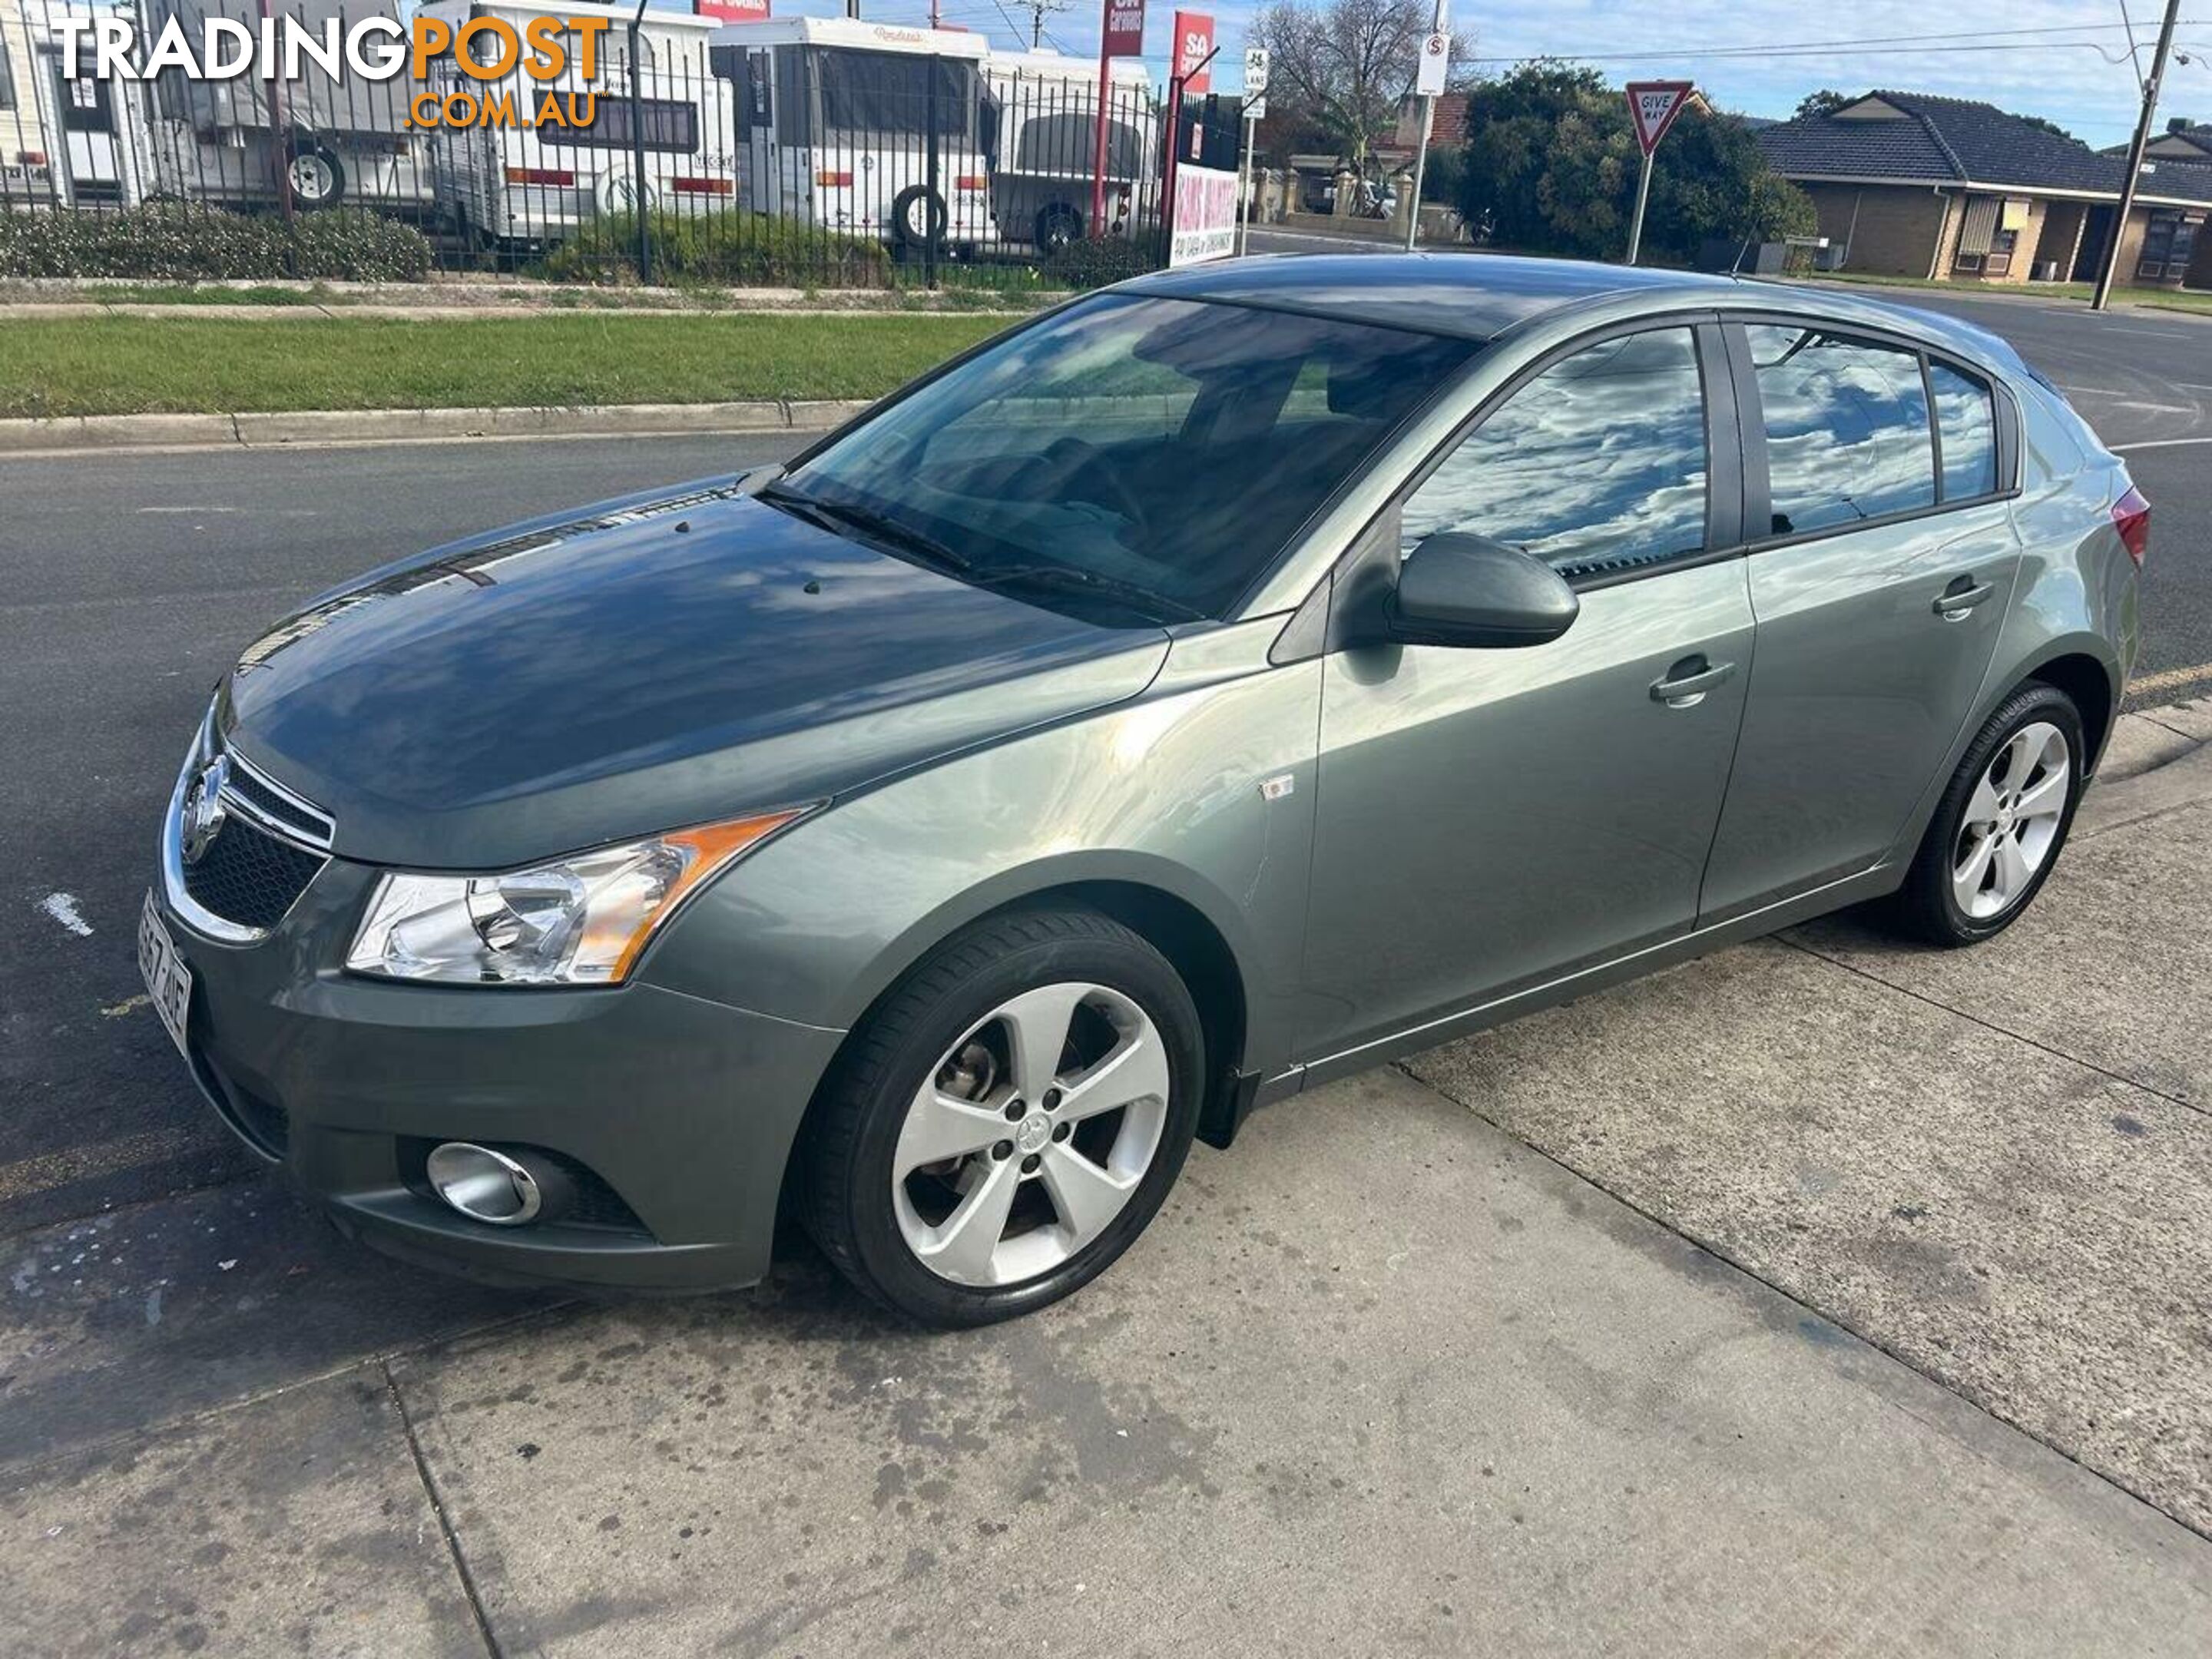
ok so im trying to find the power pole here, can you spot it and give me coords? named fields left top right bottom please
left=2095, top=0, right=2182, bottom=310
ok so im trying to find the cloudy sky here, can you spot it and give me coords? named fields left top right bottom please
left=772, top=0, right=2212, bottom=144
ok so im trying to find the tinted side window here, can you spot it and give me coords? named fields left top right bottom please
left=1929, top=362, right=1998, bottom=500
left=1747, top=326, right=1934, bottom=536
left=1401, top=327, right=1709, bottom=580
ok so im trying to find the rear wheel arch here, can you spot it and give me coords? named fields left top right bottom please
left=2025, top=652, right=2116, bottom=770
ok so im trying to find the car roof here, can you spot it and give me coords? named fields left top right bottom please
left=1119, top=253, right=1743, bottom=341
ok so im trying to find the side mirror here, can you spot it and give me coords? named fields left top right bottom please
left=1386, top=533, right=1580, bottom=650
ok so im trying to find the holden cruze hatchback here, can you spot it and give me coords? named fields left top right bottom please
left=144, top=256, right=2144, bottom=1326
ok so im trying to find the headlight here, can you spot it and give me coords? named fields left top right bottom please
left=345, top=810, right=803, bottom=986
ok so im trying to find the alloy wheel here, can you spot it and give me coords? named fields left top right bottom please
left=892, top=982, right=1171, bottom=1287
left=1951, top=720, right=2070, bottom=919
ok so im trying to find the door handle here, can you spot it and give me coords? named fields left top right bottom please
left=1934, top=577, right=1996, bottom=618
left=1650, top=655, right=1737, bottom=709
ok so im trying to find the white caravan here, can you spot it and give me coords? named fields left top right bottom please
left=2, top=0, right=61, bottom=205
left=984, top=48, right=1155, bottom=253
left=708, top=17, right=995, bottom=253
left=423, top=0, right=734, bottom=247
left=25, top=19, right=152, bottom=208
left=137, top=0, right=431, bottom=214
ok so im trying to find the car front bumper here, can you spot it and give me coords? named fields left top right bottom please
left=154, top=856, right=847, bottom=1294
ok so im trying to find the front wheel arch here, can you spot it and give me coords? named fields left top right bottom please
left=780, top=879, right=1253, bottom=1239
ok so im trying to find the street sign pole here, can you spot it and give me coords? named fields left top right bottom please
left=1626, top=147, right=1654, bottom=266
left=1622, top=80, right=1693, bottom=267
left=1404, top=7, right=1447, bottom=251
left=1237, top=45, right=1267, bottom=257
left=1236, top=110, right=1257, bottom=255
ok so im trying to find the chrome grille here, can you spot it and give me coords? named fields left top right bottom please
left=163, top=714, right=336, bottom=942
left=180, top=815, right=326, bottom=932
left=220, top=750, right=335, bottom=850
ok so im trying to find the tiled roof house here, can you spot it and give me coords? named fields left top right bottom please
left=1758, top=91, right=2212, bottom=289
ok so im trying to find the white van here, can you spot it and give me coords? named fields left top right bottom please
left=983, top=48, right=1156, bottom=254
left=423, top=0, right=734, bottom=248
left=708, top=17, right=995, bottom=254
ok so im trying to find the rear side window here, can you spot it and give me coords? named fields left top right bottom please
left=1929, top=362, right=1998, bottom=500
left=1747, top=326, right=1934, bottom=536
left=1400, top=326, right=1710, bottom=580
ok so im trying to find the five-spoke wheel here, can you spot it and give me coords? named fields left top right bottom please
left=800, top=907, right=1203, bottom=1326
left=1893, top=681, right=2085, bottom=945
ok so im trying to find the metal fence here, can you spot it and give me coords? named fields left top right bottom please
left=0, top=0, right=1187, bottom=289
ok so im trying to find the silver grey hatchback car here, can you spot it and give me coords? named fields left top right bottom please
left=147, top=255, right=2144, bottom=1325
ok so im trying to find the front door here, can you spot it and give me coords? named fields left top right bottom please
left=1300, top=322, right=1756, bottom=1060
left=1699, top=324, right=2022, bottom=921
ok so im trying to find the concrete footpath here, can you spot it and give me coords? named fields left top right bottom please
left=6, top=729, right=2212, bottom=1656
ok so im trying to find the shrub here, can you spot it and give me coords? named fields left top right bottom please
left=1038, top=234, right=1161, bottom=291
left=538, top=210, right=893, bottom=288
left=0, top=205, right=433, bottom=282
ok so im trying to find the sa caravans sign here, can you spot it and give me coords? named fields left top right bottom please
left=1101, top=0, right=1145, bottom=58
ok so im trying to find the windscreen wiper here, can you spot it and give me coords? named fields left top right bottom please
left=758, top=483, right=972, bottom=575
left=969, top=563, right=1205, bottom=624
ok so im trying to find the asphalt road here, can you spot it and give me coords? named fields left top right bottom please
left=3, top=271, right=2209, bottom=1248
left=0, top=437, right=789, bottom=1239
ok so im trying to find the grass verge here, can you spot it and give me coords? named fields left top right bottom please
left=0, top=312, right=1012, bottom=418
left=1808, top=271, right=2212, bottom=313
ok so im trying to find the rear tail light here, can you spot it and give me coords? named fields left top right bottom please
left=815, top=169, right=853, bottom=187
left=955, top=174, right=988, bottom=191
left=18, top=151, right=48, bottom=167
left=671, top=176, right=733, bottom=195
left=2112, top=485, right=2151, bottom=568
left=504, top=166, right=575, bottom=187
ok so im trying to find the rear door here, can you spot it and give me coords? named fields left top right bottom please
left=1698, top=320, right=2022, bottom=922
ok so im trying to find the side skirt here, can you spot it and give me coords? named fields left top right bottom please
left=1257, top=860, right=1906, bottom=1104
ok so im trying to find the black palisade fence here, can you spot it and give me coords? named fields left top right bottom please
left=0, top=0, right=1193, bottom=290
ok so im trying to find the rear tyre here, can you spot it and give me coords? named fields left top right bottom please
left=891, top=184, right=948, bottom=252
left=1887, top=681, right=2085, bottom=947
left=800, top=907, right=1204, bottom=1327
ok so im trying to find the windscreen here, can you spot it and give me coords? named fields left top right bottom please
left=776, top=295, right=1479, bottom=624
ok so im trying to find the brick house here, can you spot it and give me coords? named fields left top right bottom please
left=1757, top=90, right=2212, bottom=290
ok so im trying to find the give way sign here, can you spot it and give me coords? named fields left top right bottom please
left=1625, top=81, right=1694, bottom=155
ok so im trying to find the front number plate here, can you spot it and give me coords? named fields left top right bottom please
left=137, top=893, right=192, bottom=1058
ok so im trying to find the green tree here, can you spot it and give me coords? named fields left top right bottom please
left=1455, top=62, right=1814, bottom=263
left=1253, top=0, right=1431, bottom=168
left=1795, top=89, right=1850, bottom=119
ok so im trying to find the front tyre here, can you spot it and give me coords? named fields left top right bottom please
left=1889, top=681, right=2085, bottom=946
left=800, top=908, right=1204, bottom=1326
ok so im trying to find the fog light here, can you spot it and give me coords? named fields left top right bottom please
left=426, top=1142, right=544, bottom=1226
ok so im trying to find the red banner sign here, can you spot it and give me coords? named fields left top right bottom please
left=1173, top=10, right=1214, bottom=93
left=695, top=0, right=770, bottom=21
left=1101, top=0, right=1145, bottom=58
